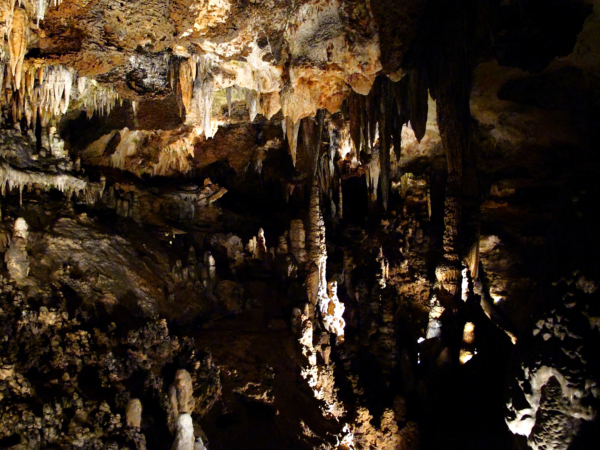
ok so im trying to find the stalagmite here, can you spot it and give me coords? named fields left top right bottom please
left=306, top=184, right=326, bottom=307
left=168, top=369, right=196, bottom=432
left=377, top=247, right=389, bottom=289
left=423, top=0, right=472, bottom=349
left=203, top=252, right=216, bottom=289
left=195, top=437, right=207, bottom=450
left=5, top=217, right=29, bottom=283
left=289, top=219, right=307, bottom=264
left=257, top=228, right=267, bottom=260
left=320, top=281, right=345, bottom=344
left=307, top=182, right=345, bottom=343
left=126, top=399, right=143, bottom=429
left=425, top=294, right=443, bottom=339
left=293, top=183, right=346, bottom=419
left=459, top=322, right=475, bottom=364
left=172, top=413, right=195, bottom=450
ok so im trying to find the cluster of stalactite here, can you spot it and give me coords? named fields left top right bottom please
left=1, top=2, right=66, bottom=87
left=0, top=60, right=119, bottom=129
left=171, top=55, right=279, bottom=139
left=289, top=114, right=420, bottom=447
left=347, top=70, right=428, bottom=211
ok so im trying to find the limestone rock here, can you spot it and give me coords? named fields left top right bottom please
left=126, top=398, right=143, bottom=429
left=172, top=413, right=195, bottom=450
left=5, top=218, right=29, bottom=283
left=170, top=369, right=196, bottom=416
left=506, top=280, right=600, bottom=449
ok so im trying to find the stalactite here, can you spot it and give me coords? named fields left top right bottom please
left=301, top=111, right=324, bottom=182
left=35, top=0, right=47, bottom=25
left=0, top=2, right=14, bottom=51
left=346, top=75, right=417, bottom=211
left=132, top=100, right=140, bottom=128
left=1, top=63, right=118, bottom=125
left=226, top=86, right=232, bottom=117
left=8, top=7, right=27, bottom=90
left=318, top=123, right=337, bottom=197
left=0, top=62, right=5, bottom=96
left=80, top=79, right=119, bottom=118
left=366, top=145, right=380, bottom=206
left=379, top=89, right=391, bottom=211
left=284, top=117, right=300, bottom=166
left=415, top=0, right=474, bottom=351
left=192, top=56, right=214, bottom=138
left=348, top=92, right=365, bottom=155
left=0, top=161, right=97, bottom=204
left=244, top=88, right=260, bottom=122
left=175, top=58, right=193, bottom=118
left=259, top=91, right=281, bottom=119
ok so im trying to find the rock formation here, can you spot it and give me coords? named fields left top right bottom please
left=5, top=217, right=28, bottom=283
left=0, top=0, right=598, bottom=449
left=126, top=399, right=143, bottom=429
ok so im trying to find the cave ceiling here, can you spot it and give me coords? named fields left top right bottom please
left=0, top=0, right=599, bottom=449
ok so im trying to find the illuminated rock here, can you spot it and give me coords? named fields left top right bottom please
left=5, top=217, right=29, bottom=283
left=171, top=413, right=195, bottom=450
left=126, top=398, right=143, bottom=429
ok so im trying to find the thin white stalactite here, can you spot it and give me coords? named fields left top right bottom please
left=3, top=64, right=119, bottom=125
left=192, top=56, right=215, bottom=138
left=0, top=161, right=97, bottom=204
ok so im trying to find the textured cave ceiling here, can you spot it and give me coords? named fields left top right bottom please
left=0, top=0, right=599, bottom=449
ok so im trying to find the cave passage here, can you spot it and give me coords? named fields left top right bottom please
left=0, top=0, right=599, bottom=449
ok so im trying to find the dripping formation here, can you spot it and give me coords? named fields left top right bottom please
left=0, top=1, right=599, bottom=449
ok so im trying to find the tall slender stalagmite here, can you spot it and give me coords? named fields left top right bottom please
left=425, top=0, right=472, bottom=341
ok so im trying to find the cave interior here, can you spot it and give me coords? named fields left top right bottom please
left=0, top=0, right=599, bottom=449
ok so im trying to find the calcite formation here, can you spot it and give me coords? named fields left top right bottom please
left=171, top=413, right=195, bottom=450
left=0, top=0, right=598, bottom=449
left=125, top=398, right=143, bottom=429
left=5, top=217, right=28, bottom=282
left=506, top=276, right=600, bottom=450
